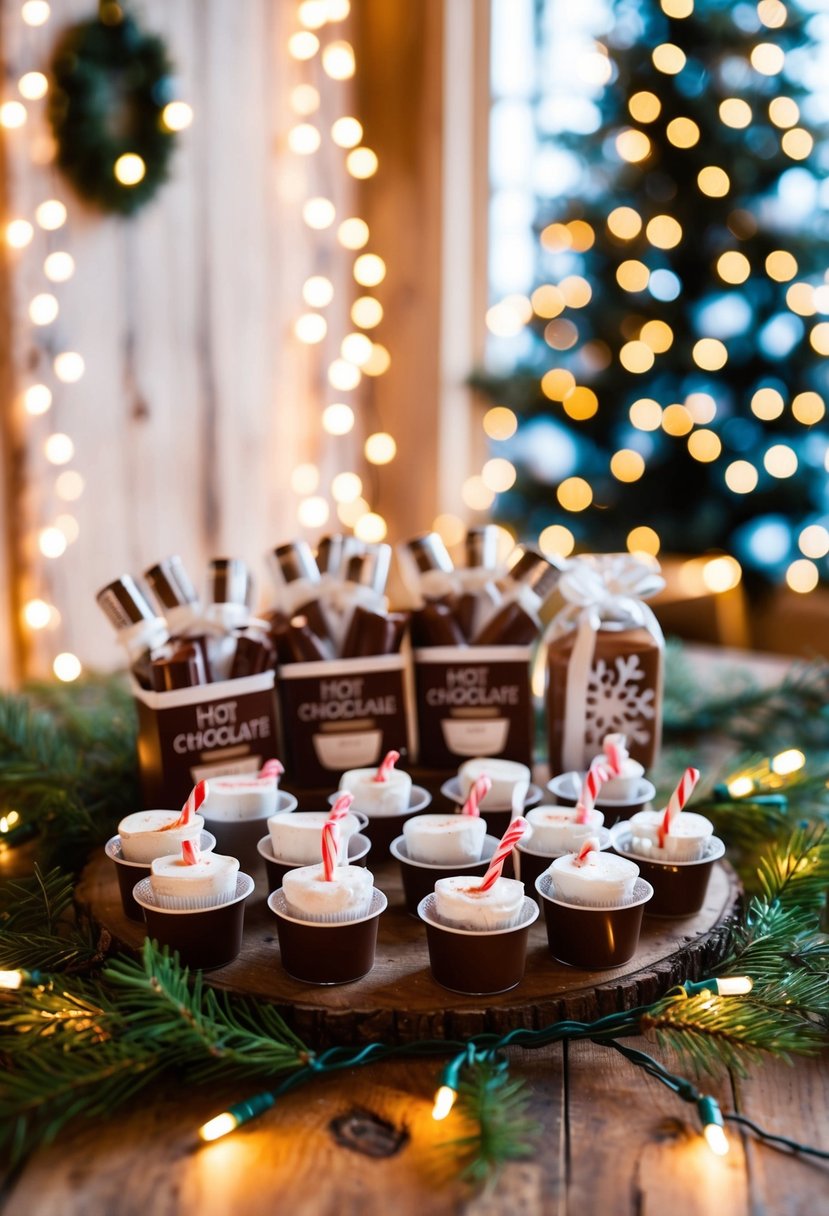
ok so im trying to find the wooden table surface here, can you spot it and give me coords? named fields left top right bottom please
left=4, top=647, right=828, bottom=1215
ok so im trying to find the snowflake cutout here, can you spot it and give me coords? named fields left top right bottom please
left=583, top=653, right=656, bottom=753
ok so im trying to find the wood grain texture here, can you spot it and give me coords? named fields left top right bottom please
left=77, top=849, right=739, bottom=1046
left=1, top=0, right=354, bottom=677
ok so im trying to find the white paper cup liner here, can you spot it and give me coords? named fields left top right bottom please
left=536, top=872, right=653, bottom=910
left=418, top=893, right=539, bottom=936
left=611, top=828, right=726, bottom=867
left=133, top=872, right=254, bottom=913
left=269, top=887, right=387, bottom=926
left=390, top=834, right=497, bottom=869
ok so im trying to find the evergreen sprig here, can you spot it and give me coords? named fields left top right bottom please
left=441, top=1060, right=541, bottom=1186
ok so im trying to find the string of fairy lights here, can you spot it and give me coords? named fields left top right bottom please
left=285, top=0, right=396, bottom=546
left=3, top=0, right=193, bottom=684
left=478, top=0, right=829, bottom=596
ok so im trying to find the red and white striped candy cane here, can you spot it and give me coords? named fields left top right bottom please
left=658, top=766, right=700, bottom=847
left=373, top=750, right=400, bottom=783
left=603, top=733, right=628, bottom=776
left=163, top=779, right=209, bottom=830
left=462, top=774, right=491, bottom=817
left=477, top=817, right=528, bottom=892
left=322, top=792, right=354, bottom=880
left=181, top=839, right=201, bottom=865
left=574, top=836, right=600, bottom=866
left=575, top=763, right=609, bottom=825
left=259, top=759, right=284, bottom=781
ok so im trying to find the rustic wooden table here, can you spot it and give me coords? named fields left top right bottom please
left=3, top=647, right=828, bottom=1216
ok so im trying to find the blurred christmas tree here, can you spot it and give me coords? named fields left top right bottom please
left=477, top=0, right=829, bottom=591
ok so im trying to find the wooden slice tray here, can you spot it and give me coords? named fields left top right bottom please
left=77, top=848, right=740, bottom=1046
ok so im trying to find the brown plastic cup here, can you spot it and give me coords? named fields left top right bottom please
left=267, top=888, right=387, bottom=984
left=328, top=786, right=432, bottom=858
left=132, top=874, right=255, bottom=969
left=202, top=791, right=298, bottom=872
left=105, top=831, right=216, bottom=922
left=610, top=828, right=725, bottom=917
left=389, top=834, right=499, bottom=917
left=547, top=772, right=656, bottom=827
left=256, top=832, right=372, bottom=896
left=514, top=827, right=613, bottom=902
left=417, top=894, right=539, bottom=994
left=535, top=872, right=652, bottom=969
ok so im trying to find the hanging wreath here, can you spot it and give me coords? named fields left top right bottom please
left=48, top=7, right=180, bottom=217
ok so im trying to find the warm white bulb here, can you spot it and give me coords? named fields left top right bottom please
left=715, top=976, right=753, bottom=996
left=703, top=1123, right=729, bottom=1157
left=771, top=748, right=806, bottom=775
left=198, top=1112, right=239, bottom=1143
left=0, top=970, right=24, bottom=989
left=431, top=1086, right=456, bottom=1121
left=35, top=199, right=66, bottom=230
left=161, top=101, right=193, bottom=132
left=44, top=251, right=75, bottom=282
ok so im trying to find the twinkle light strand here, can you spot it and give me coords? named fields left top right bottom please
left=287, top=0, right=394, bottom=540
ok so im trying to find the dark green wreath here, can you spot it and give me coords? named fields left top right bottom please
left=48, top=7, right=179, bottom=216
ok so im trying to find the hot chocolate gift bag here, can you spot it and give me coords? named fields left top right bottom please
left=545, top=554, right=665, bottom=775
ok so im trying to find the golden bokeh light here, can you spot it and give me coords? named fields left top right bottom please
left=338, top=217, right=370, bottom=249
left=717, top=250, right=751, bottom=284
left=792, top=391, right=825, bottom=425
left=687, top=429, right=722, bottom=462
left=297, top=496, right=330, bottom=528
left=559, top=275, right=592, bottom=308
left=703, top=555, right=742, bottom=593
left=781, top=128, right=814, bottom=160
left=810, top=322, right=829, bottom=355
left=758, top=0, right=787, bottom=27
left=331, top=472, right=363, bottom=504
left=615, top=128, right=652, bottom=163
left=161, top=101, right=193, bottom=132
left=786, top=282, right=816, bottom=316
left=328, top=358, right=361, bottom=390
left=786, top=558, right=818, bottom=593
left=364, top=432, right=397, bottom=464
left=662, top=403, right=694, bottom=435
left=607, top=207, right=642, bottom=240
left=768, top=96, right=799, bottom=128
left=321, top=402, right=355, bottom=434
left=321, top=40, right=355, bottom=79
left=331, top=116, right=363, bottom=147
left=289, top=31, right=320, bottom=59
left=765, top=250, right=797, bottom=282
left=616, top=260, right=650, bottom=292
left=620, top=340, right=655, bottom=373
left=294, top=312, right=327, bottom=344
left=764, top=444, right=798, bottom=478
left=341, top=332, right=373, bottom=365
left=567, top=220, right=595, bottom=251
left=693, top=338, right=728, bottom=371
left=563, top=386, right=599, bottom=421
left=355, top=512, right=388, bottom=544
left=432, top=513, right=466, bottom=548
left=351, top=296, right=383, bottom=328
left=44, top=251, right=74, bottom=282
left=337, top=496, right=369, bottom=527
left=18, top=71, right=48, bottom=100
left=541, top=368, right=576, bottom=401
left=362, top=342, right=391, bottom=376
left=725, top=460, right=758, bottom=493
left=666, top=117, right=700, bottom=148
left=0, top=100, right=27, bottom=129
left=719, top=98, right=752, bottom=129
left=346, top=146, right=379, bottom=178
left=652, top=43, right=686, bottom=74
left=290, top=463, right=320, bottom=495
left=557, top=477, right=593, bottom=512
left=545, top=319, right=579, bottom=350
left=751, top=43, right=785, bottom=75
left=5, top=218, right=33, bottom=248
left=686, top=392, right=717, bottom=424
left=539, top=524, right=575, bottom=557
left=35, top=199, right=66, bottom=229
left=353, top=253, right=386, bottom=286
left=483, top=406, right=518, bottom=439
left=303, top=276, right=334, bottom=308
left=541, top=223, right=572, bottom=253
left=23, top=384, right=52, bottom=416
left=751, top=387, right=785, bottom=420
left=303, top=197, right=336, bottom=229
left=462, top=475, right=495, bottom=511
left=646, top=215, right=682, bottom=249
left=698, top=166, right=730, bottom=197
left=610, top=449, right=645, bottom=482
left=640, top=319, right=673, bottom=353
left=114, top=153, right=146, bottom=185
left=53, top=352, right=85, bottom=383
left=290, top=84, right=320, bottom=115
left=629, top=91, right=661, bottom=123
left=531, top=284, right=565, bottom=318
left=53, top=653, right=82, bottom=682
left=482, top=457, right=517, bottom=493
left=661, top=0, right=693, bottom=15
left=629, top=397, right=662, bottom=430
left=288, top=123, right=321, bottom=154
left=627, top=526, right=660, bottom=556
left=798, top=524, right=829, bottom=559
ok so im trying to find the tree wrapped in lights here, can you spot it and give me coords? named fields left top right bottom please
left=478, top=0, right=829, bottom=591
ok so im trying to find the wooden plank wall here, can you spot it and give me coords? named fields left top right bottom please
left=0, top=0, right=361, bottom=678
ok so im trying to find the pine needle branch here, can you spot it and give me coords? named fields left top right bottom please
left=439, top=1060, right=541, bottom=1187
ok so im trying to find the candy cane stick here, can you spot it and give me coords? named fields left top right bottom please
left=373, top=750, right=400, bottom=783
left=461, top=774, right=491, bottom=817
left=603, top=734, right=628, bottom=776
left=322, top=792, right=354, bottom=880
left=575, top=763, right=609, bottom=825
left=181, top=839, right=201, bottom=866
left=259, top=759, right=284, bottom=781
left=658, top=766, right=700, bottom=848
left=161, top=779, right=209, bottom=830
left=476, top=817, right=528, bottom=892
left=574, top=836, right=600, bottom=866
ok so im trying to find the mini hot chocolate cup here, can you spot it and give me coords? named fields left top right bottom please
left=515, top=827, right=612, bottom=904
left=132, top=873, right=254, bottom=970
left=327, top=785, right=431, bottom=857
left=267, top=888, right=387, bottom=985
left=257, top=832, right=371, bottom=896
left=627, top=810, right=714, bottom=862
left=202, top=790, right=298, bottom=872
left=610, top=825, right=726, bottom=917
left=418, top=893, right=539, bottom=995
left=546, top=771, right=656, bottom=827
left=106, top=831, right=216, bottom=922
left=390, top=833, right=499, bottom=917
left=535, top=871, right=653, bottom=969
